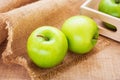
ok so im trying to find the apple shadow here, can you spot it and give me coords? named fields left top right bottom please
left=26, top=36, right=111, bottom=80
left=27, top=45, right=100, bottom=80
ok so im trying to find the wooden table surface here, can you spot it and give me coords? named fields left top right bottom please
left=0, top=0, right=120, bottom=80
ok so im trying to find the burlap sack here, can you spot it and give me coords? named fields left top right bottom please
left=0, top=0, right=37, bottom=13
left=0, top=0, right=37, bottom=44
left=1, top=0, right=112, bottom=80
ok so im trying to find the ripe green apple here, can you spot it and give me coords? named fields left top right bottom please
left=98, top=0, right=120, bottom=31
left=27, top=26, right=68, bottom=68
left=61, top=15, right=99, bottom=54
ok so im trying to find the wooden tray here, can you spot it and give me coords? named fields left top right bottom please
left=80, top=0, right=120, bottom=42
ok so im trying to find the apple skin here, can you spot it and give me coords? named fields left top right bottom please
left=98, top=0, right=120, bottom=31
left=103, top=22, right=117, bottom=31
left=27, top=26, right=68, bottom=68
left=61, top=15, right=99, bottom=54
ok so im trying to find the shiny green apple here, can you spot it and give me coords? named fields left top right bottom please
left=98, top=0, right=120, bottom=31
left=61, top=15, right=99, bottom=54
left=27, top=26, right=68, bottom=68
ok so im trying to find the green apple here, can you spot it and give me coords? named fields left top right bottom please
left=27, top=26, right=68, bottom=68
left=61, top=15, right=99, bottom=54
left=98, top=0, right=120, bottom=31
left=102, top=22, right=117, bottom=31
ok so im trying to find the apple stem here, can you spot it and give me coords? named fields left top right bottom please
left=115, top=0, right=120, bottom=3
left=37, top=35, right=49, bottom=41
